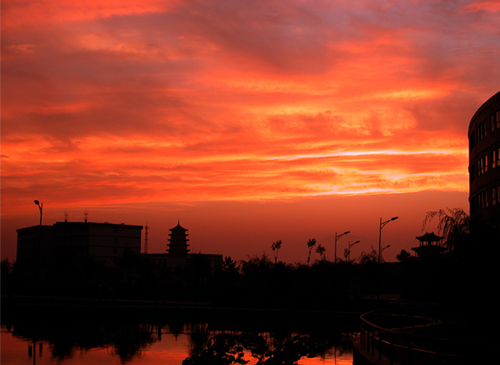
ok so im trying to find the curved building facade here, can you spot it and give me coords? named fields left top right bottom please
left=468, top=91, right=500, bottom=233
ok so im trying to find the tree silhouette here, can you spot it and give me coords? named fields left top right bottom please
left=222, top=256, right=239, bottom=274
left=1, top=259, right=15, bottom=297
left=306, top=239, right=317, bottom=265
left=271, top=240, right=282, bottom=264
left=315, top=244, right=326, bottom=261
left=240, top=254, right=273, bottom=278
left=396, top=249, right=411, bottom=262
left=423, top=208, right=470, bottom=257
left=358, top=246, right=377, bottom=264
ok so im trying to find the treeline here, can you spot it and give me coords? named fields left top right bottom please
left=0, top=249, right=469, bottom=311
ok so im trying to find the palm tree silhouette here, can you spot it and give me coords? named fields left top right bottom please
left=307, top=238, right=317, bottom=265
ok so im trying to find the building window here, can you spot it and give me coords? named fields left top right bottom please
left=478, top=191, right=489, bottom=210
left=496, top=111, right=500, bottom=129
left=477, top=154, right=492, bottom=176
left=493, top=149, right=498, bottom=169
left=493, top=187, right=498, bottom=206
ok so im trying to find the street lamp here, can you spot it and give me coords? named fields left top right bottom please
left=34, top=200, right=43, bottom=226
left=378, top=217, right=398, bottom=263
left=335, top=231, right=350, bottom=262
left=345, top=240, right=360, bottom=262
left=34, top=200, right=43, bottom=291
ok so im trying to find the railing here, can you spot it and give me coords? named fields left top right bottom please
left=358, top=304, right=494, bottom=365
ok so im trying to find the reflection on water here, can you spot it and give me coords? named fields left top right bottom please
left=183, top=328, right=354, bottom=364
left=1, top=312, right=355, bottom=364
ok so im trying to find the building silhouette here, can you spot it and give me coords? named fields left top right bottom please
left=16, top=221, right=143, bottom=284
left=468, top=91, right=500, bottom=234
left=412, top=232, right=445, bottom=258
left=17, top=221, right=143, bottom=266
left=167, top=221, right=190, bottom=255
left=145, top=221, right=222, bottom=274
left=15, top=219, right=222, bottom=290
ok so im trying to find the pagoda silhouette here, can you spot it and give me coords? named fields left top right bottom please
left=412, top=232, right=445, bottom=258
left=142, top=220, right=222, bottom=274
left=167, top=221, right=190, bottom=255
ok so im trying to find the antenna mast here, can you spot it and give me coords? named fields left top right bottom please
left=84, top=209, right=88, bottom=223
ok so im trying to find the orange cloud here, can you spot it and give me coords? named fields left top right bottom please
left=464, top=1, right=500, bottom=13
left=1, top=0, right=180, bottom=28
left=1, top=0, right=497, bottom=222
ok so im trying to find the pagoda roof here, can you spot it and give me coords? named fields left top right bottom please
left=170, top=220, right=187, bottom=231
left=416, top=232, right=443, bottom=242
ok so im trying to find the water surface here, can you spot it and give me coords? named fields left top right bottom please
left=1, top=310, right=356, bottom=364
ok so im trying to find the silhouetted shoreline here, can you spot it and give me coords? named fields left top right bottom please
left=2, top=294, right=365, bottom=342
left=2, top=293, right=371, bottom=321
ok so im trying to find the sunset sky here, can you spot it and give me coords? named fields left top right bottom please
left=2, top=0, right=499, bottom=263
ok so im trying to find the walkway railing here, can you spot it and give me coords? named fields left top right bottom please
left=358, top=303, right=493, bottom=365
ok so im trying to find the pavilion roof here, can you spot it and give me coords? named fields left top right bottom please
left=416, top=232, right=444, bottom=242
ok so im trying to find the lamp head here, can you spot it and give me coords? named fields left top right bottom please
left=34, top=200, right=40, bottom=206
left=391, top=216, right=399, bottom=221
left=344, top=231, right=350, bottom=235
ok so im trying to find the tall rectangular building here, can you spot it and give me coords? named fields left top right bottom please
left=16, top=221, right=143, bottom=281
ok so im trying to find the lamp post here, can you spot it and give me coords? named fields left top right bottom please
left=335, top=231, right=350, bottom=262
left=380, top=244, right=391, bottom=262
left=34, top=200, right=43, bottom=291
left=378, top=217, right=398, bottom=263
left=34, top=200, right=43, bottom=226
left=346, top=240, right=360, bottom=262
